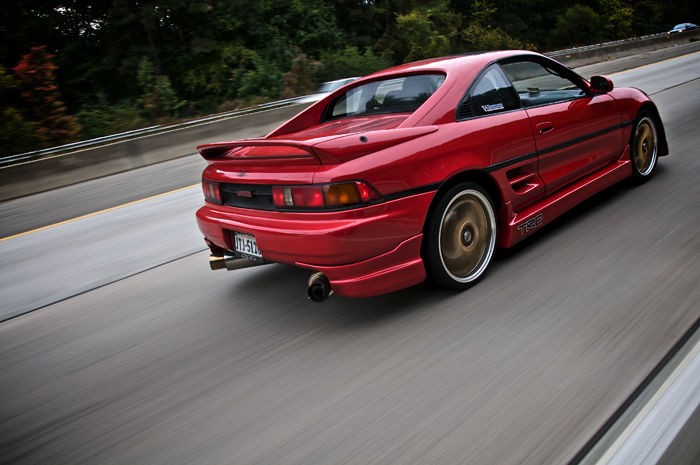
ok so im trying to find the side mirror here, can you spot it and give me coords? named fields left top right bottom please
left=590, top=75, right=613, bottom=94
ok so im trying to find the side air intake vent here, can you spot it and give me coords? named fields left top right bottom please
left=457, top=98, right=475, bottom=120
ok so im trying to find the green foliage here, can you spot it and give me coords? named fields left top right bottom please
left=318, top=47, right=391, bottom=82
left=598, top=0, right=634, bottom=39
left=377, top=2, right=461, bottom=63
left=551, top=5, right=604, bottom=47
left=77, top=100, right=147, bottom=140
left=280, top=53, right=323, bottom=98
left=470, top=0, right=498, bottom=24
left=461, top=23, right=527, bottom=51
left=631, top=0, right=665, bottom=34
left=0, top=107, right=36, bottom=156
left=137, top=57, right=186, bottom=121
left=237, top=55, right=284, bottom=99
left=0, top=66, right=36, bottom=155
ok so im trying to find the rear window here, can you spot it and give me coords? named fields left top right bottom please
left=324, top=74, right=445, bottom=120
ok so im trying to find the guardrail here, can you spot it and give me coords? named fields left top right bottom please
left=547, top=32, right=667, bottom=58
left=545, top=29, right=699, bottom=68
left=0, top=97, right=301, bottom=167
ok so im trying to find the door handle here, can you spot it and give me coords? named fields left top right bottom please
left=536, top=122, right=554, bottom=134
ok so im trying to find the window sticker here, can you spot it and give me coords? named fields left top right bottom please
left=481, top=103, right=505, bottom=112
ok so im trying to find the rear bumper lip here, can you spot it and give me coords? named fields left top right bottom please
left=296, top=234, right=427, bottom=298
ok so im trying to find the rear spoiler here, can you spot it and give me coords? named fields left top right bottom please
left=197, top=139, right=323, bottom=162
left=197, top=126, right=439, bottom=164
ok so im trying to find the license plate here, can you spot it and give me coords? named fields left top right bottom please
left=233, top=232, right=263, bottom=260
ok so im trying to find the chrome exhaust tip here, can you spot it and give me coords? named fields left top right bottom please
left=209, top=254, right=229, bottom=270
left=307, top=272, right=333, bottom=303
left=209, top=253, right=267, bottom=271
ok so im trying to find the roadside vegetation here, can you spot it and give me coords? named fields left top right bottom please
left=0, top=0, right=695, bottom=155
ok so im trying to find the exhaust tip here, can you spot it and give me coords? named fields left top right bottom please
left=209, top=254, right=227, bottom=270
left=307, top=272, right=333, bottom=303
left=210, top=252, right=269, bottom=271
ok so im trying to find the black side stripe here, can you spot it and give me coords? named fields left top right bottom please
left=485, top=120, right=633, bottom=173
left=382, top=182, right=442, bottom=202
left=537, top=120, right=633, bottom=156
left=485, top=151, right=538, bottom=173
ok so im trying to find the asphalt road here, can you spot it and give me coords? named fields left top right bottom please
left=1, top=48, right=699, bottom=465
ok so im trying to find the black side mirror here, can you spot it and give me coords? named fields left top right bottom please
left=590, top=75, right=614, bottom=93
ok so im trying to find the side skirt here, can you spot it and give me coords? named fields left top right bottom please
left=498, top=147, right=633, bottom=249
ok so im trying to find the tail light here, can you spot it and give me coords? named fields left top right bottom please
left=272, top=181, right=380, bottom=209
left=202, top=180, right=222, bottom=204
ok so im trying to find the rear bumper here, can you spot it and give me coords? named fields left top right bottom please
left=196, top=191, right=435, bottom=297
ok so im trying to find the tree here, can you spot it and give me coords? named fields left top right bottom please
left=550, top=5, right=604, bottom=48
left=280, top=53, right=322, bottom=98
left=377, top=2, right=462, bottom=63
left=12, top=46, right=81, bottom=148
left=0, top=66, right=36, bottom=155
left=318, top=47, right=390, bottom=82
left=599, top=0, right=633, bottom=39
left=457, top=0, right=527, bottom=52
left=137, top=57, right=185, bottom=121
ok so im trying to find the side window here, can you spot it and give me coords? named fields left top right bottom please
left=500, top=60, right=585, bottom=108
left=458, top=65, right=519, bottom=119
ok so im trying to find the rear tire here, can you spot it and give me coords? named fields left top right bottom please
left=424, top=183, right=497, bottom=290
left=630, top=112, right=658, bottom=183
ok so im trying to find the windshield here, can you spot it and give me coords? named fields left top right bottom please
left=324, top=73, right=446, bottom=120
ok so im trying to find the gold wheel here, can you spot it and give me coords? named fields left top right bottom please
left=438, top=188, right=496, bottom=283
left=633, top=116, right=658, bottom=177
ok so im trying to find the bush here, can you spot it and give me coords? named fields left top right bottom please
left=0, top=107, right=37, bottom=156
left=318, top=47, right=391, bottom=82
left=77, top=102, right=147, bottom=140
left=280, top=54, right=322, bottom=98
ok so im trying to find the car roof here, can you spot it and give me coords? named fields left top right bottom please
left=364, top=50, right=543, bottom=78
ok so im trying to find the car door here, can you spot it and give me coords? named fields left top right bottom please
left=501, top=59, right=623, bottom=195
left=453, top=64, right=544, bottom=213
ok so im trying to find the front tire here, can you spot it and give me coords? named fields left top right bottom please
left=424, top=183, right=497, bottom=290
left=630, top=112, right=658, bottom=182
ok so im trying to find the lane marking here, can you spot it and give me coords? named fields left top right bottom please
left=0, top=184, right=199, bottom=243
left=593, top=335, right=700, bottom=464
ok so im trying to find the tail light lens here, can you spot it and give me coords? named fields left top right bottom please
left=272, top=181, right=380, bottom=209
left=202, top=180, right=222, bottom=204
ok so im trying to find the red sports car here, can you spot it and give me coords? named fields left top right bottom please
left=196, top=50, right=667, bottom=301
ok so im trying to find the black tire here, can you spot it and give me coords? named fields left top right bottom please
left=423, top=183, right=497, bottom=290
left=630, top=111, right=659, bottom=183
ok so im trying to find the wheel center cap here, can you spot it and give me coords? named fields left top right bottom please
left=642, top=140, right=648, bottom=153
left=462, top=227, right=474, bottom=246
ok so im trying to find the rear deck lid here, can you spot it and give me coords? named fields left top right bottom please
left=197, top=115, right=436, bottom=165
